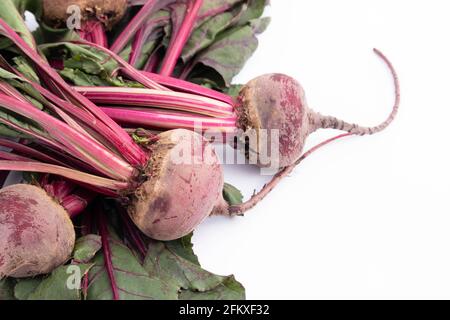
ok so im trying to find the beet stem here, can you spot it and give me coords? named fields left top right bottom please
left=0, top=150, right=35, bottom=162
left=62, top=190, right=96, bottom=218
left=42, top=177, right=74, bottom=199
left=81, top=212, right=94, bottom=298
left=118, top=207, right=148, bottom=258
left=128, top=27, right=146, bottom=66
left=110, top=0, right=177, bottom=54
left=0, top=138, right=66, bottom=166
left=97, top=207, right=120, bottom=300
left=75, top=86, right=234, bottom=117
left=159, top=0, right=203, bottom=76
left=0, top=18, right=147, bottom=167
left=101, top=107, right=237, bottom=132
left=0, top=92, right=134, bottom=180
left=141, top=71, right=234, bottom=105
left=129, top=15, right=171, bottom=67
left=79, top=21, right=108, bottom=48
left=0, top=161, right=128, bottom=190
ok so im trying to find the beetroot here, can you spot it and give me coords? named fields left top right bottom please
left=235, top=73, right=308, bottom=169
left=0, top=184, right=75, bottom=278
left=129, top=129, right=224, bottom=241
left=235, top=51, right=399, bottom=168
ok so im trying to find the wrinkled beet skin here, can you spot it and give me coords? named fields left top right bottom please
left=43, top=0, right=127, bottom=28
left=129, top=130, right=224, bottom=241
left=237, top=74, right=310, bottom=168
left=0, top=184, right=75, bottom=278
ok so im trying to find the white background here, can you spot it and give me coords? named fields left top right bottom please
left=24, top=1, right=449, bottom=299
left=194, top=0, right=450, bottom=300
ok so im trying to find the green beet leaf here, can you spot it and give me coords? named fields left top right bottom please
left=73, top=235, right=102, bottom=263
left=165, top=234, right=200, bottom=265
left=22, top=264, right=92, bottom=300
left=144, top=237, right=245, bottom=300
left=182, top=0, right=269, bottom=87
left=86, top=228, right=177, bottom=300
left=179, top=275, right=245, bottom=300
left=14, top=278, right=41, bottom=300
left=188, top=24, right=259, bottom=87
left=0, top=278, right=16, bottom=300
left=12, top=234, right=103, bottom=300
left=14, top=264, right=92, bottom=300
left=223, top=183, right=244, bottom=206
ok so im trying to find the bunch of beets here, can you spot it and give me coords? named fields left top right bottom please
left=0, top=0, right=399, bottom=300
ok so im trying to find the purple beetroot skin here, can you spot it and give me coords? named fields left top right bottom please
left=129, top=129, right=224, bottom=241
left=0, top=184, right=75, bottom=278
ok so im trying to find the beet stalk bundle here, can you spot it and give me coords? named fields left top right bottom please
left=0, top=18, right=226, bottom=279
left=36, top=0, right=399, bottom=170
left=59, top=43, right=400, bottom=170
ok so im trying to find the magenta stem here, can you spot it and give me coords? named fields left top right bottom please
left=0, top=161, right=128, bottom=190
left=33, top=143, right=105, bottom=176
left=0, top=150, right=34, bottom=162
left=42, top=178, right=94, bottom=217
left=0, top=116, right=63, bottom=151
left=78, top=21, right=108, bottom=47
left=129, top=14, right=171, bottom=67
left=143, top=47, right=163, bottom=73
left=129, top=27, right=146, bottom=66
left=102, top=107, right=237, bottom=132
left=62, top=190, right=96, bottom=218
left=141, top=71, right=235, bottom=105
left=0, top=93, right=134, bottom=181
left=0, top=138, right=67, bottom=166
left=0, top=19, right=147, bottom=167
left=110, top=0, right=176, bottom=54
left=0, top=82, right=30, bottom=103
left=159, top=0, right=203, bottom=76
left=97, top=207, right=120, bottom=300
left=27, top=80, right=137, bottom=163
left=75, top=86, right=234, bottom=117
left=118, top=207, right=147, bottom=258
left=44, top=179, right=76, bottom=200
